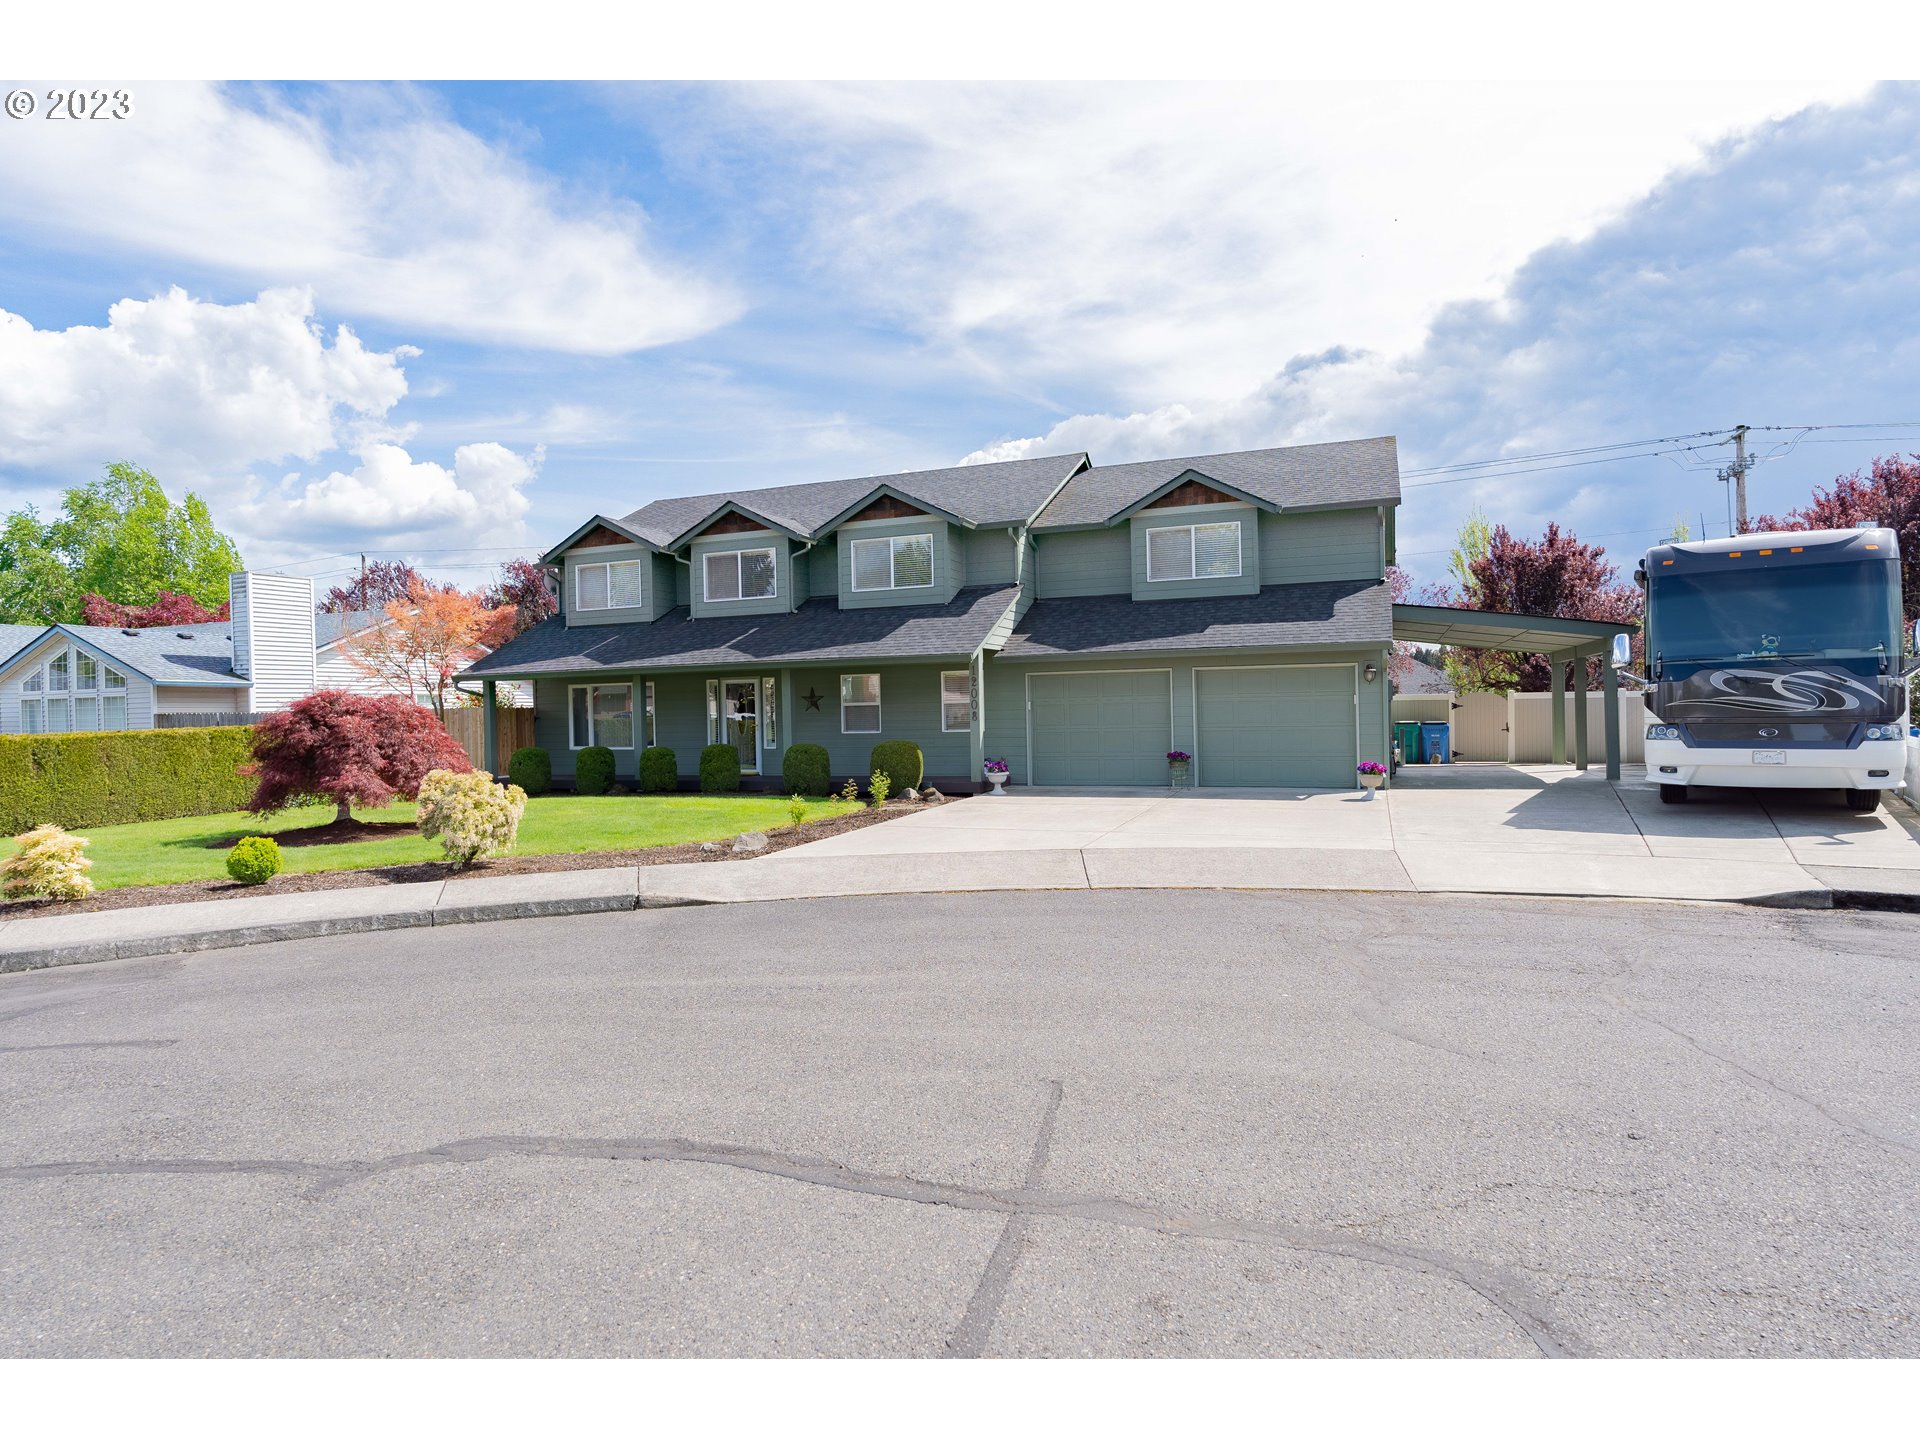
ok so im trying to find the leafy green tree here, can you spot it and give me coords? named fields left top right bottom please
left=0, top=464, right=244, bottom=624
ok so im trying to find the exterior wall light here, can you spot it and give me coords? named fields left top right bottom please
left=1363, top=662, right=1379, bottom=683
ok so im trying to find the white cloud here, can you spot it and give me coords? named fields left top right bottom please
left=0, top=286, right=408, bottom=472
left=0, top=83, right=739, bottom=355
left=259, top=441, right=543, bottom=548
left=959, top=87, right=1920, bottom=578
left=711, top=79, right=1876, bottom=406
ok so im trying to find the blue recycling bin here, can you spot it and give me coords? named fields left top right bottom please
left=1418, top=722, right=1451, bottom=765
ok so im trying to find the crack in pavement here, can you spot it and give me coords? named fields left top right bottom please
left=1335, top=952, right=1483, bottom=1064
left=1333, top=1179, right=1672, bottom=1233
left=0, top=1039, right=178, bottom=1054
left=945, top=1079, right=1062, bottom=1358
left=0, top=1119, right=1573, bottom=1358
left=1613, top=1000, right=1920, bottom=1165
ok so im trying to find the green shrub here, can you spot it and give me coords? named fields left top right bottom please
left=868, top=740, right=923, bottom=792
left=575, top=745, right=616, bottom=795
left=0, top=727, right=256, bottom=834
left=869, top=770, right=891, bottom=806
left=787, top=794, right=809, bottom=827
left=225, top=835, right=283, bottom=886
left=507, top=746, right=551, bottom=795
left=639, top=746, right=678, bottom=793
left=699, top=743, right=741, bottom=793
left=782, top=742, right=832, bottom=797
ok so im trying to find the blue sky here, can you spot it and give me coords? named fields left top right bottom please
left=2, top=78, right=1917, bottom=597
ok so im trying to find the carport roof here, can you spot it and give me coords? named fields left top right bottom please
left=1391, top=603, right=1636, bottom=654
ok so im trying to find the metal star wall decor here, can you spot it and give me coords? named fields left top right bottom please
left=801, top=688, right=824, bottom=711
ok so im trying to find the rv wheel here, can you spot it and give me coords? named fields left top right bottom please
left=1659, top=784, right=1688, bottom=804
left=1844, top=789, right=1881, bottom=813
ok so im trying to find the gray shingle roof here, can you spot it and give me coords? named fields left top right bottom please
left=1032, top=437, right=1400, bottom=530
left=58, top=622, right=249, bottom=686
left=0, top=624, right=44, bottom=670
left=618, top=453, right=1089, bottom=547
left=1397, top=658, right=1452, bottom=695
left=996, top=579, right=1391, bottom=659
left=462, top=586, right=1020, bottom=677
left=316, top=609, right=381, bottom=648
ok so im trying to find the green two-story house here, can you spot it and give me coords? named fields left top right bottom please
left=460, top=437, right=1399, bottom=790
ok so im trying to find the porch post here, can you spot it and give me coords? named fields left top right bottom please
left=778, top=669, right=794, bottom=786
left=1549, top=652, right=1568, bottom=765
left=968, top=650, right=987, bottom=792
left=481, top=680, right=498, bottom=776
left=1601, top=645, right=1622, bottom=782
left=1572, top=648, right=1592, bottom=771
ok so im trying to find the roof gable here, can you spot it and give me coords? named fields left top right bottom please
left=538, top=515, right=655, bottom=564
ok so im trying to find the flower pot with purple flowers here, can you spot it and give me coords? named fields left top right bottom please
left=1357, top=761, right=1387, bottom=796
left=983, top=757, right=1010, bottom=795
left=1167, top=750, right=1192, bottom=790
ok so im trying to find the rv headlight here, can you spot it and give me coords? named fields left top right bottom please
left=1863, top=723, right=1902, bottom=741
left=1645, top=724, right=1682, bottom=741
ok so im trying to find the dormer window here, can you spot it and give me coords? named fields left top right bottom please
left=851, top=533, right=933, bottom=591
left=1146, top=521, right=1242, bottom=582
left=575, top=559, right=643, bottom=612
left=704, top=547, right=777, bottom=603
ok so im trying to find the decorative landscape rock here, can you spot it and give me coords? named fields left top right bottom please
left=699, top=841, right=723, bottom=855
left=731, top=830, right=770, bottom=854
left=922, top=787, right=945, bottom=804
left=903, top=787, right=920, bottom=803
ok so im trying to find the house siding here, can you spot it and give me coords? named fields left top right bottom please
left=562, top=541, right=653, bottom=628
left=983, top=645, right=1391, bottom=788
left=785, top=662, right=974, bottom=781
left=960, top=528, right=1021, bottom=586
left=231, top=573, right=316, bottom=711
left=807, top=538, right=839, bottom=596
left=1261, top=508, right=1382, bottom=583
left=1129, top=502, right=1261, bottom=601
left=1034, top=527, right=1130, bottom=598
left=835, top=517, right=961, bottom=609
left=688, top=531, right=793, bottom=620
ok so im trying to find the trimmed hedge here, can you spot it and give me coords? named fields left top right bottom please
left=575, top=745, right=616, bottom=795
left=699, top=743, right=741, bottom=793
left=639, top=746, right=678, bottom=793
left=508, top=746, right=552, bottom=795
left=0, top=726, right=256, bottom=834
left=869, top=740, right=924, bottom=792
left=782, top=742, right=831, bottom=797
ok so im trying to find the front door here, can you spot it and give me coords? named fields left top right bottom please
left=724, top=679, right=760, bottom=774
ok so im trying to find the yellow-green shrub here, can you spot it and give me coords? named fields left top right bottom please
left=225, top=835, right=283, bottom=885
left=417, top=769, right=528, bottom=867
left=2, top=824, right=94, bottom=901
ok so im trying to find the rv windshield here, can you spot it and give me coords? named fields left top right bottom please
left=1651, top=560, right=1900, bottom=663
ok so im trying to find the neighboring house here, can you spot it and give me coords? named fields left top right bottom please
left=1397, top=659, right=1452, bottom=695
left=460, top=438, right=1401, bottom=790
left=0, top=574, right=521, bottom=734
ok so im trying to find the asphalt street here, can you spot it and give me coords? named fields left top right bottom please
left=2, top=890, right=1917, bottom=1357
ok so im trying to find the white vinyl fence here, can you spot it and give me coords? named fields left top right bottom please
left=1393, top=689, right=1646, bottom=764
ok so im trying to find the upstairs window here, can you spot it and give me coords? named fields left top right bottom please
left=47, top=652, right=69, bottom=692
left=575, top=559, right=643, bottom=612
left=1146, top=521, right=1242, bottom=582
left=75, top=652, right=98, bottom=690
left=850, top=534, right=934, bottom=591
left=704, top=547, right=778, bottom=602
left=104, top=665, right=127, bottom=691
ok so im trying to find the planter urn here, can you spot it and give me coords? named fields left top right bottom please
left=984, top=767, right=1008, bottom=796
left=1168, top=759, right=1191, bottom=791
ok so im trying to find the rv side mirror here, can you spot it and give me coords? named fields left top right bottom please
left=1911, top=617, right=1920, bottom=654
left=1610, top=633, right=1632, bottom=668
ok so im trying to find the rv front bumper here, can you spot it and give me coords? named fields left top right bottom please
left=1644, top=736, right=1908, bottom=791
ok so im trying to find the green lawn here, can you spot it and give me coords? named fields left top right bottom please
left=12, top=794, right=860, bottom=892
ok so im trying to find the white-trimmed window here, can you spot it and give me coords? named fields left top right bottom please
left=102, top=694, right=128, bottom=729
left=47, top=652, right=69, bottom=692
left=643, top=680, right=656, bottom=748
left=704, top=547, right=778, bottom=603
left=1146, top=521, right=1242, bottom=582
left=841, top=673, right=881, bottom=733
left=569, top=683, right=635, bottom=748
left=850, top=533, right=934, bottom=591
left=941, top=670, right=971, bottom=732
left=46, top=697, right=69, bottom=730
left=21, top=699, right=43, bottom=733
left=75, top=652, right=98, bottom=690
left=574, top=559, right=643, bottom=612
left=22, top=666, right=41, bottom=692
left=104, top=665, right=127, bottom=691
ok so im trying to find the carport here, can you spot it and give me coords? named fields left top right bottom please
left=1391, top=604, right=1640, bottom=781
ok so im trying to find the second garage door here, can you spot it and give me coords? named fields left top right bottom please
left=1195, top=665, right=1356, bottom=788
left=1028, top=670, right=1173, bottom=786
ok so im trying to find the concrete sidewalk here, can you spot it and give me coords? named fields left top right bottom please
left=8, top=765, right=1920, bottom=973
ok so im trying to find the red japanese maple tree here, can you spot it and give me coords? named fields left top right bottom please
left=1449, top=523, right=1642, bottom=692
left=81, top=590, right=230, bottom=627
left=246, top=691, right=472, bottom=825
left=483, top=558, right=558, bottom=639
left=1751, top=453, right=1920, bottom=629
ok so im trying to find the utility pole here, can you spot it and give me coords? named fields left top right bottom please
left=1717, top=425, right=1752, bottom=534
left=358, top=553, right=367, bottom=605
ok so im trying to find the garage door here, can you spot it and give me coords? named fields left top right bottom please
left=1196, top=666, right=1356, bottom=788
left=1028, top=670, right=1173, bottom=786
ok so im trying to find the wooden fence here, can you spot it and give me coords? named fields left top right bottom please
left=441, top=707, right=537, bottom=771
left=1392, top=690, right=1647, bottom=763
left=156, top=711, right=271, bottom=729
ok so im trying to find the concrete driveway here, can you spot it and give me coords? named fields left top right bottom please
left=771, top=765, right=1920, bottom=904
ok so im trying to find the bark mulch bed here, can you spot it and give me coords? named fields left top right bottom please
left=0, top=796, right=958, bottom=921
